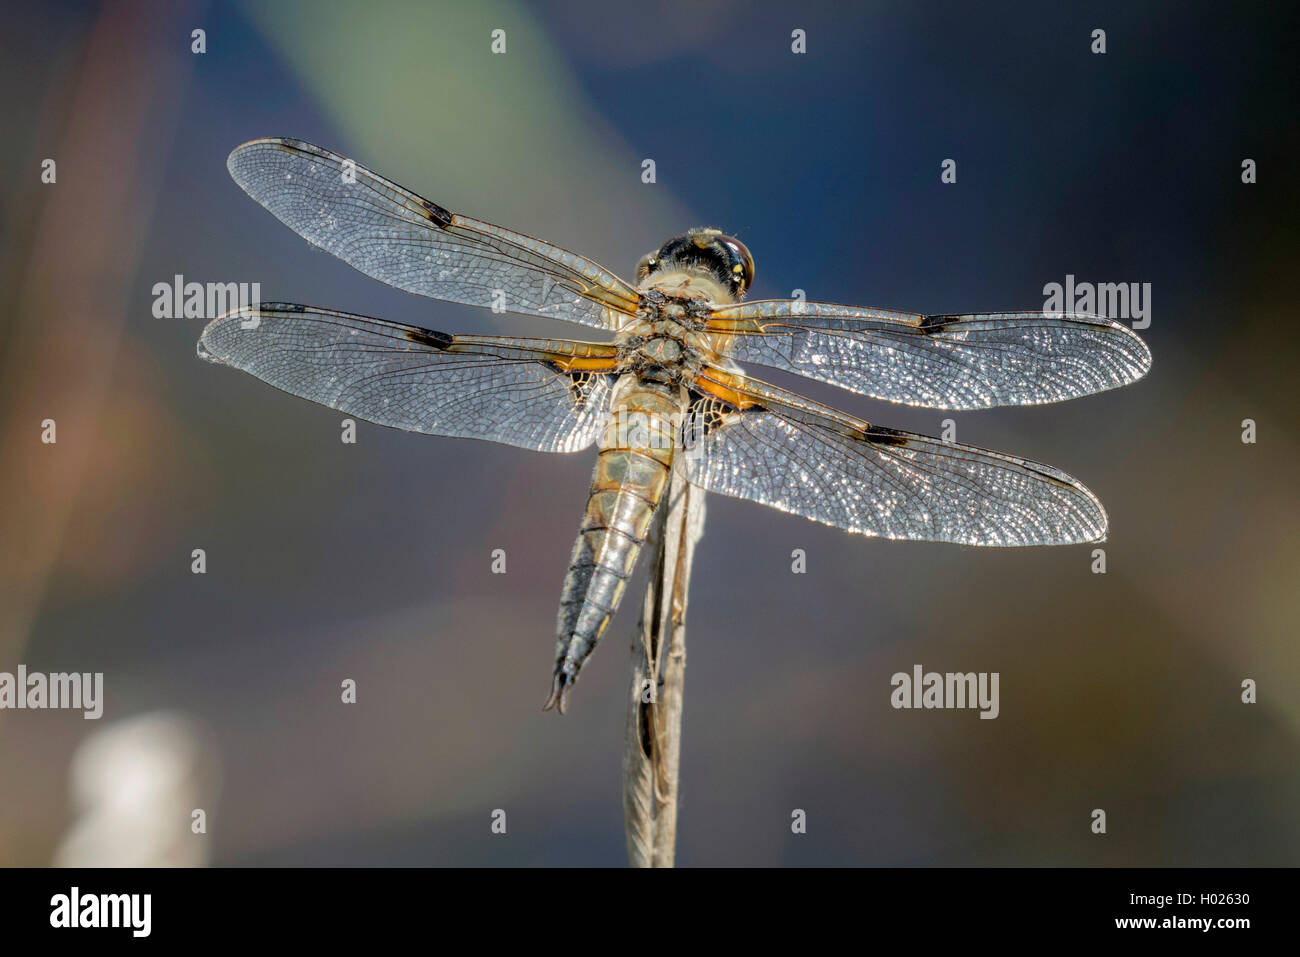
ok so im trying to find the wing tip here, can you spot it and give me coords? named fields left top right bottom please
left=195, top=336, right=221, bottom=365
left=1126, top=325, right=1154, bottom=379
left=227, top=137, right=316, bottom=178
left=197, top=303, right=286, bottom=362
left=1079, top=312, right=1154, bottom=384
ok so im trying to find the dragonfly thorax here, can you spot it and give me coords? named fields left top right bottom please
left=637, top=335, right=683, bottom=364
left=616, top=310, right=717, bottom=385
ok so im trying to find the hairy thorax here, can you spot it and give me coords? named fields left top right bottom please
left=613, top=281, right=737, bottom=395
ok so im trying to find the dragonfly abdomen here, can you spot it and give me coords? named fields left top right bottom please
left=546, top=383, right=681, bottom=713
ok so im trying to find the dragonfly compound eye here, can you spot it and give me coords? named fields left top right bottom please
left=716, top=235, right=755, bottom=294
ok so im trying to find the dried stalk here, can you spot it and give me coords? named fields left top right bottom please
left=622, top=469, right=705, bottom=868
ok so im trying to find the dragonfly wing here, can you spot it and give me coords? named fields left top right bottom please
left=227, top=138, right=642, bottom=330
left=198, top=303, right=619, bottom=452
left=706, top=301, right=1151, bottom=409
left=678, top=368, right=1107, bottom=545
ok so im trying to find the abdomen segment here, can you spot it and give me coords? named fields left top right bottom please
left=546, top=387, right=679, bottom=713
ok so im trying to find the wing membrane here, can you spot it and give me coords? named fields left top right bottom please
left=706, top=301, right=1151, bottom=409
left=227, top=138, right=642, bottom=330
left=678, top=369, right=1106, bottom=545
left=198, top=303, right=618, bottom=452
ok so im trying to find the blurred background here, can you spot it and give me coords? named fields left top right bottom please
left=0, top=0, right=1296, bottom=866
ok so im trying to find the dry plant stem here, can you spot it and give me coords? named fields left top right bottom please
left=622, top=469, right=705, bottom=868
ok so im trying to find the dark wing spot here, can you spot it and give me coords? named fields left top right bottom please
left=542, top=363, right=608, bottom=408
left=1023, top=462, right=1080, bottom=489
left=565, top=371, right=596, bottom=407
left=420, top=200, right=454, bottom=229
left=404, top=327, right=454, bottom=349
left=861, top=425, right=910, bottom=446
left=918, top=314, right=955, bottom=333
left=683, top=391, right=744, bottom=445
left=262, top=302, right=307, bottom=313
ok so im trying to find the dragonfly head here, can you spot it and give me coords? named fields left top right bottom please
left=637, top=227, right=755, bottom=301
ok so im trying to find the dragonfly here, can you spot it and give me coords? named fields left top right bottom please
left=199, top=138, right=1152, bottom=713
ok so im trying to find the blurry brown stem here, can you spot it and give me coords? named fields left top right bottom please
left=622, top=469, right=704, bottom=868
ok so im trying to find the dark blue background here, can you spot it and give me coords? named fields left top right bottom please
left=0, top=0, right=1295, bottom=866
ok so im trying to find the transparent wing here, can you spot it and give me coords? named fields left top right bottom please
left=227, top=138, right=642, bottom=330
left=678, top=368, right=1107, bottom=545
left=198, top=303, right=619, bottom=452
left=706, top=301, right=1151, bottom=410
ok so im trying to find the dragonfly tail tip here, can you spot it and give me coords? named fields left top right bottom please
left=546, top=670, right=572, bottom=717
left=542, top=674, right=571, bottom=715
